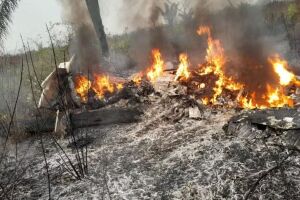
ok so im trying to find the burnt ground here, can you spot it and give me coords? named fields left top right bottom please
left=1, top=93, right=300, bottom=200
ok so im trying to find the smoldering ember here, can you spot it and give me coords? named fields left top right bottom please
left=1, top=0, right=300, bottom=200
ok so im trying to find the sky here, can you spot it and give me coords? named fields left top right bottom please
left=3, top=0, right=263, bottom=53
left=4, top=0, right=62, bottom=52
left=3, top=0, right=125, bottom=53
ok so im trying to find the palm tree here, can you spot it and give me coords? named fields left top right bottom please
left=0, top=0, right=20, bottom=40
left=85, top=0, right=109, bottom=57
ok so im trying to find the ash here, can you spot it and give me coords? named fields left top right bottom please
left=1, top=89, right=300, bottom=200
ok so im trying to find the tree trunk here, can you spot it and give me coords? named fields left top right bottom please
left=85, top=0, right=109, bottom=57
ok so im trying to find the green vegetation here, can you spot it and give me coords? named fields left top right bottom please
left=287, top=3, right=299, bottom=23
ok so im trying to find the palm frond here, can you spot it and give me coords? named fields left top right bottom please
left=0, top=0, right=20, bottom=40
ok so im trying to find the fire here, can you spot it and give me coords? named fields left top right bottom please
left=196, top=26, right=298, bottom=109
left=92, top=75, right=117, bottom=99
left=267, top=85, right=293, bottom=108
left=197, top=26, right=243, bottom=104
left=195, top=26, right=298, bottom=109
left=132, top=72, right=143, bottom=85
left=147, top=49, right=165, bottom=83
left=239, top=85, right=294, bottom=109
left=74, top=75, right=91, bottom=102
left=237, top=56, right=296, bottom=109
left=175, top=53, right=190, bottom=81
left=269, top=55, right=300, bottom=86
left=202, top=97, right=209, bottom=105
left=117, top=83, right=124, bottom=90
left=74, top=74, right=123, bottom=102
left=73, top=26, right=299, bottom=110
left=239, top=96, right=256, bottom=110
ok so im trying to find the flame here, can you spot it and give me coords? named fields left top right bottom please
left=238, top=56, right=296, bottom=109
left=74, top=75, right=91, bottom=102
left=175, top=53, right=190, bottom=81
left=147, top=49, right=165, bottom=83
left=73, top=27, right=299, bottom=110
left=269, top=55, right=300, bottom=86
left=267, top=85, right=293, bottom=108
left=197, top=26, right=243, bottom=104
left=117, top=83, right=124, bottom=90
left=132, top=72, right=143, bottom=85
left=239, top=85, right=294, bottom=109
left=202, top=97, right=209, bottom=105
left=74, top=74, right=123, bottom=102
left=92, top=75, right=116, bottom=99
left=196, top=26, right=295, bottom=109
left=239, top=96, right=256, bottom=110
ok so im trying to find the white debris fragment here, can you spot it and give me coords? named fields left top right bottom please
left=283, top=117, right=293, bottom=123
left=189, top=106, right=202, bottom=119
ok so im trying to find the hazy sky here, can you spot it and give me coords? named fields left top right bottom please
left=3, top=0, right=262, bottom=53
left=3, top=0, right=125, bottom=53
left=4, top=0, right=61, bottom=52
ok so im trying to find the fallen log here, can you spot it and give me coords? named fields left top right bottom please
left=70, top=107, right=142, bottom=129
left=20, top=107, right=142, bottom=134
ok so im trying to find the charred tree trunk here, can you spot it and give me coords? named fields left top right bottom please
left=85, top=0, right=109, bottom=57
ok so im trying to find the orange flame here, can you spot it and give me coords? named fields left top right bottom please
left=74, top=74, right=123, bottom=102
left=267, top=85, right=293, bottom=107
left=237, top=56, right=296, bottom=109
left=73, top=27, right=299, bottom=110
left=92, top=75, right=116, bottom=99
left=147, top=49, right=165, bottom=83
left=74, top=75, right=91, bottom=102
left=239, top=85, right=294, bottom=109
left=197, top=26, right=295, bottom=109
left=197, top=26, right=243, bottom=104
left=132, top=72, right=143, bottom=85
left=175, top=53, right=190, bottom=81
left=269, top=55, right=300, bottom=86
left=202, top=97, right=209, bottom=105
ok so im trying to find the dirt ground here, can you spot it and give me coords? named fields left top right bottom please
left=1, top=92, right=300, bottom=200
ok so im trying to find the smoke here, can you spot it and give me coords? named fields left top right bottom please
left=59, top=0, right=102, bottom=74
left=119, top=0, right=290, bottom=100
left=119, top=0, right=164, bottom=30
left=119, top=0, right=255, bottom=68
left=118, top=0, right=174, bottom=69
left=209, top=2, right=289, bottom=101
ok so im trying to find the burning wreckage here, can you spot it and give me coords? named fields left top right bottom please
left=35, top=26, right=300, bottom=147
left=8, top=24, right=298, bottom=199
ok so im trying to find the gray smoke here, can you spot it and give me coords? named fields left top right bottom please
left=119, top=0, right=164, bottom=31
left=209, top=2, right=289, bottom=101
left=59, top=0, right=102, bottom=74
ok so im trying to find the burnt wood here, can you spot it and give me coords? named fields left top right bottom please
left=70, top=107, right=142, bottom=129
left=20, top=107, right=142, bottom=134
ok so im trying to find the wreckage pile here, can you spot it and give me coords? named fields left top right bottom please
left=10, top=66, right=300, bottom=199
left=27, top=26, right=300, bottom=144
left=4, top=25, right=300, bottom=199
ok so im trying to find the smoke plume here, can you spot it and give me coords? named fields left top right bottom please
left=119, top=0, right=290, bottom=100
left=59, top=0, right=102, bottom=74
left=209, top=2, right=289, bottom=101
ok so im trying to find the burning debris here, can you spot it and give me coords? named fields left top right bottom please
left=73, top=73, right=124, bottom=104
left=73, top=25, right=299, bottom=111
left=43, top=25, right=294, bottom=114
left=35, top=23, right=300, bottom=140
left=4, top=1, right=300, bottom=199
